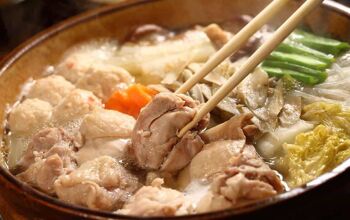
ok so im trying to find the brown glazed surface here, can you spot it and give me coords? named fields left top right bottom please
left=0, top=0, right=350, bottom=219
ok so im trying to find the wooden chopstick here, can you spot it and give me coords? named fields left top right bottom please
left=178, top=0, right=324, bottom=137
left=175, top=0, right=290, bottom=94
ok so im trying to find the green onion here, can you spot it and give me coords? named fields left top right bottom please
left=267, top=51, right=329, bottom=70
left=262, top=66, right=319, bottom=85
left=262, top=60, right=327, bottom=83
left=261, top=29, right=349, bottom=85
left=289, top=29, right=350, bottom=56
left=277, top=40, right=335, bottom=64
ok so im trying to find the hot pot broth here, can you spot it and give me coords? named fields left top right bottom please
left=2, top=16, right=350, bottom=216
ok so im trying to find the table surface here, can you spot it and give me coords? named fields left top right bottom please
left=0, top=0, right=350, bottom=219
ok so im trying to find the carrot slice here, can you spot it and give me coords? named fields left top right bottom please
left=105, top=84, right=158, bottom=118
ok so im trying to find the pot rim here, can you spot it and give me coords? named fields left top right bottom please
left=1, top=0, right=350, bottom=219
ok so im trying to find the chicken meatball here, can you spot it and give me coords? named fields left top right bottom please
left=131, top=93, right=209, bottom=172
left=55, top=42, right=119, bottom=84
left=76, top=64, right=134, bottom=101
left=51, top=89, right=102, bottom=127
left=55, top=50, right=94, bottom=83
left=9, top=98, right=52, bottom=135
left=27, top=75, right=75, bottom=106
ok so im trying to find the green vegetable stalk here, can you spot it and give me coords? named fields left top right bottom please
left=262, top=66, right=319, bottom=85
left=276, top=40, right=335, bottom=64
left=267, top=51, right=330, bottom=70
left=290, top=29, right=350, bottom=56
left=262, top=60, right=327, bottom=83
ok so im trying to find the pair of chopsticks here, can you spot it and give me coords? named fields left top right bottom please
left=176, top=0, right=324, bottom=137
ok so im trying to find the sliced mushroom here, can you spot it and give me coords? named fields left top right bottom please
left=128, top=24, right=174, bottom=44
left=237, top=68, right=285, bottom=132
left=187, top=61, right=234, bottom=86
left=237, top=68, right=269, bottom=110
left=279, top=95, right=302, bottom=127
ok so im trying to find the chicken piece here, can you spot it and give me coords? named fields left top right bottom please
left=51, top=89, right=102, bottom=127
left=160, top=132, right=204, bottom=172
left=76, top=138, right=130, bottom=165
left=118, top=178, right=192, bottom=216
left=27, top=75, right=75, bottom=106
left=196, top=144, right=284, bottom=213
left=182, top=114, right=283, bottom=213
left=54, top=156, right=140, bottom=211
left=76, top=64, right=134, bottom=101
left=131, top=93, right=209, bottom=172
left=179, top=140, right=246, bottom=186
left=204, top=24, right=231, bottom=50
left=16, top=127, right=76, bottom=172
left=145, top=171, right=178, bottom=189
left=201, top=113, right=258, bottom=143
left=177, top=113, right=257, bottom=188
left=15, top=128, right=77, bottom=194
left=9, top=99, right=52, bottom=135
left=17, top=154, right=64, bottom=194
left=76, top=109, right=136, bottom=165
left=44, top=145, right=77, bottom=173
left=80, top=109, right=135, bottom=140
left=204, top=20, right=268, bottom=61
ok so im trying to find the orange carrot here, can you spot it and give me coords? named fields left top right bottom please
left=105, top=84, right=158, bottom=118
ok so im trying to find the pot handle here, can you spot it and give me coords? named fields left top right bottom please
left=323, top=0, right=350, bottom=17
